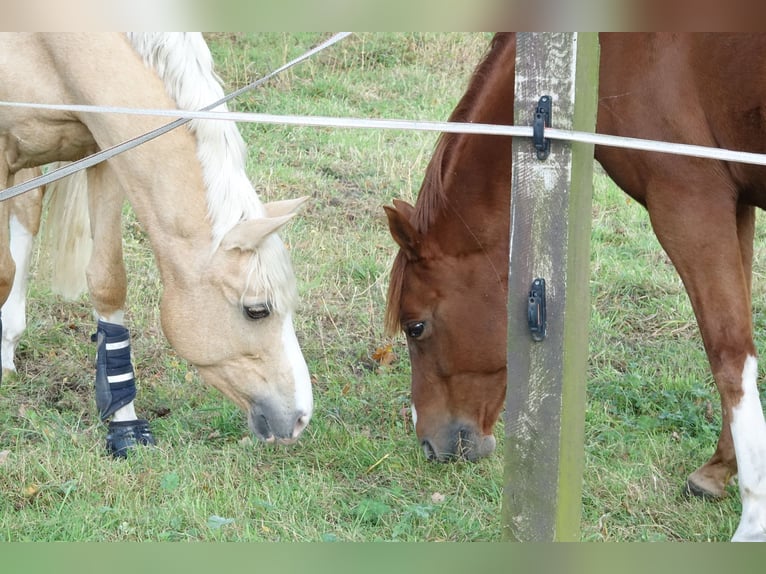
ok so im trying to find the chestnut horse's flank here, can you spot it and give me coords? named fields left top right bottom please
left=385, top=33, right=766, bottom=540
left=0, top=33, right=312, bottom=455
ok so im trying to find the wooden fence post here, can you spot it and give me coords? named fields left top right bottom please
left=502, top=32, right=600, bottom=542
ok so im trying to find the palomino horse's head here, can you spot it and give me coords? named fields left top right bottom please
left=384, top=197, right=508, bottom=462
left=158, top=198, right=313, bottom=445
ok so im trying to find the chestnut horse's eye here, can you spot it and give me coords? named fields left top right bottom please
left=244, top=303, right=271, bottom=320
left=406, top=321, right=426, bottom=339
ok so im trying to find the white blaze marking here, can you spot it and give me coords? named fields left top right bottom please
left=282, top=313, right=313, bottom=427
left=411, top=404, right=418, bottom=428
left=731, top=355, right=766, bottom=541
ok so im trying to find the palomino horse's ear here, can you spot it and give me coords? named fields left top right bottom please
left=263, top=196, right=309, bottom=218
left=383, top=200, right=421, bottom=261
left=220, top=214, right=295, bottom=252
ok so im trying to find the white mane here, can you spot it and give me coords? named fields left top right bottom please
left=126, top=33, right=298, bottom=310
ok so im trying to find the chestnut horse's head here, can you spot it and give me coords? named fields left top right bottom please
left=384, top=198, right=508, bottom=462
left=383, top=33, right=516, bottom=462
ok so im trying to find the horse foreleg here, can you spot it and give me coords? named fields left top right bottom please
left=685, top=205, right=756, bottom=500
left=728, top=204, right=766, bottom=541
left=647, top=191, right=766, bottom=541
left=0, top=164, right=12, bottom=380
left=86, top=163, right=154, bottom=457
left=1, top=171, right=44, bottom=377
left=0, top=200, right=12, bottom=382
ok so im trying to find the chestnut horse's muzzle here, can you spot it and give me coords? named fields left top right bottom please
left=420, top=424, right=497, bottom=462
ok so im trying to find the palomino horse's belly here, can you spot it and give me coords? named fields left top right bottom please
left=0, top=115, right=96, bottom=174
left=0, top=33, right=97, bottom=175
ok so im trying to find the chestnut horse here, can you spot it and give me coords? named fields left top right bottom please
left=0, top=33, right=312, bottom=454
left=384, top=33, right=766, bottom=541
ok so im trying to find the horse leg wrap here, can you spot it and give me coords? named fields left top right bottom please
left=92, top=320, right=156, bottom=457
left=93, top=319, right=137, bottom=421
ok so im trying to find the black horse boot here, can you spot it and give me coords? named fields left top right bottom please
left=93, top=319, right=155, bottom=457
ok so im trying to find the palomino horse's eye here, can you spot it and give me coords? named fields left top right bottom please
left=244, top=303, right=271, bottom=320
left=405, top=321, right=426, bottom=339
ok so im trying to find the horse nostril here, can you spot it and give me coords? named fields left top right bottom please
left=292, top=413, right=310, bottom=439
left=421, top=439, right=437, bottom=461
left=250, top=412, right=274, bottom=442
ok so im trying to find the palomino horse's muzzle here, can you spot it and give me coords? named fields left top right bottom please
left=247, top=400, right=310, bottom=445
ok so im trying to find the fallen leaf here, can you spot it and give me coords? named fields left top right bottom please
left=372, top=345, right=396, bottom=367
left=24, top=484, right=40, bottom=498
left=431, top=492, right=446, bottom=504
left=0, top=450, right=9, bottom=465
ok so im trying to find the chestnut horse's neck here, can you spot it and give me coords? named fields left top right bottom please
left=413, top=33, right=516, bottom=253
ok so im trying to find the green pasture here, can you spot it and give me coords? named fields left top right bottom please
left=0, top=33, right=761, bottom=541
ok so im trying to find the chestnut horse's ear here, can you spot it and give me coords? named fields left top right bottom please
left=383, top=200, right=421, bottom=261
left=220, top=214, right=295, bottom=252
left=392, top=198, right=415, bottom=221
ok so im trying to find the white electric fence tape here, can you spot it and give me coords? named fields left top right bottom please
left=3, top=32, right=766, bottom=202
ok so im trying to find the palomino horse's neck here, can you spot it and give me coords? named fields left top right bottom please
left=127, top=33, right=298, bottom=310
left=33, top=35, right=213, bottom=275
left=415, top=33, right=516, bottom=251
left=126, top=33, right=266, bottom=247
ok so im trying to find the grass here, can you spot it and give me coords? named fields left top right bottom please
left=1, top=32, right=763, bottom=542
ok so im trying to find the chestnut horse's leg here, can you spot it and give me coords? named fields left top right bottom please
left=683, top=204, right=756, bottom=500
left=646, top=186, right=766, bottom=541
left=86, top=162, right=155, bottom=456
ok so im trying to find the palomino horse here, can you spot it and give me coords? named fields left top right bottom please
left=384, top=33, right=766, bottom=541
left=0, top=33, right=313, bottom=455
